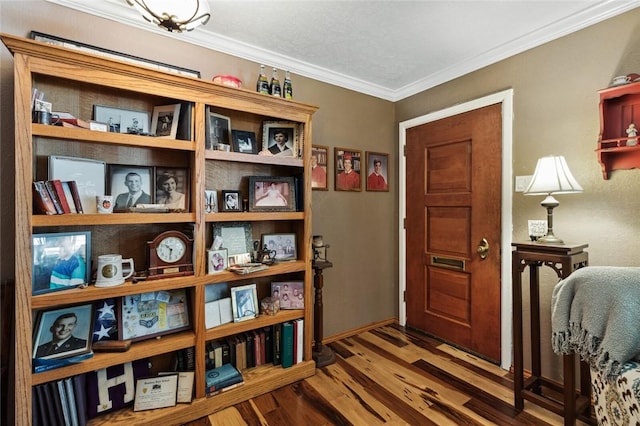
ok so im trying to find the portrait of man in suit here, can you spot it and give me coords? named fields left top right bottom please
left=111, top=168, right=153, bottom=211
left=34, top=311, right=90, bottom=359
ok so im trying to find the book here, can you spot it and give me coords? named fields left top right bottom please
left=205, top=363, right=243, bottom=395
left=281, top=322, right=294, bottom=368
left=245, top=332, right=255, bottom=368
left=72, top=374, right=88, bottom=426
left=64, top=377, right=79, bottom=426
left=221, top=340, right=231, bottom=365
left=33, top=181, right=57, bottom=215
left=66, top=181, right=84, bottom=213
left=51, top=179, right=72, bottom=214
left=60, top=181, right=78, bottom=214
left=47, top=381, right=65, bottom=426
left=44, top=180, right=64, bottom=214
left=272, top=323, right=282, bottom=366
left=56, top=380, right=71, bottom=426
left=206, top=380, right=244, bottom=397
left=225, top=336, right=237, bottom=369
left=263, top=326, right=273, bottom=364
left=295, top=319, right=304, bottom=364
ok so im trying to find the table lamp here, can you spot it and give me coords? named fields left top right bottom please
left=524, top=155, right=583, bottom=244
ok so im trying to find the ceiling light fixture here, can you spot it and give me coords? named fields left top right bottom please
left=126, top=0, right=211, bottom=32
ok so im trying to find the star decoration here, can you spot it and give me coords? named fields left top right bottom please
left=97, top=300, right=115, bottom=319
left=93, top=324, right=112, bottom=341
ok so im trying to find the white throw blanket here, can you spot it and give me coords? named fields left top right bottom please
left=551, top=266, right=640, bottom=381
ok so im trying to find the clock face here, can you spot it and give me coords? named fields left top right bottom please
left=155, top=236, right=186, bottom=263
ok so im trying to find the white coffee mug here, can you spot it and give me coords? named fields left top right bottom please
left=96, top=195, right=114, bottom=213
left=95, top=254, right=134, bottom=287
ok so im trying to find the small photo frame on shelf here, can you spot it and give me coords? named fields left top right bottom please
left=32, top=231, right=91, bottom=295
left=231, top=130, right=258, bottom=154
left=205, top=107, right=231, bottom=149
left=311, top=145, right=329, bottom=190
left=108, top=165, right=154, bottom=211
left=335, top=147, right=362, bottom=191
left=207, top=248, right=228, bottom=274
left=151, top=104, right=181, bottom=139
left=33, top=303, right=94, bottom=360
left=221, top=190, right=242, bottom=212
left=231, top=284, right=258, bottom=322
left=365, top=151, right=389, bottom=192
left=248, top=176, right=296, bottom=212
left=118, top=289, right=190, bottom=342
left=262, top=121, right=299, bottom=157
left=93, top=105, right=150, bottom=134
left=271, top=281, right=305, bottom=309
left=205, top=190, right=218, bottom=213
left=48, top=155, right=106, bottom=214
left=261, top=233, right=297, bottom=261
left=155, top=167, right=190, bottom=211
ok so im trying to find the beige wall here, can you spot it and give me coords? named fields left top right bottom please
left=0, top=2, right=397, bottom=340
left=397, top=8, right=640, bottom=379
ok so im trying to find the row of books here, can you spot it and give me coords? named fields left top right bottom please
left=33, top=180, right=84, bottom=215
left=33, top=375, right=87, bottom=426
left=206, top=319, right=304, bottom=374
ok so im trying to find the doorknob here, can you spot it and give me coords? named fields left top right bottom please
left=477, top=238, right=490, bottom=259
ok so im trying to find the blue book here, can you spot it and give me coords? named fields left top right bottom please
left=33, top=351, right=94, bottom=373
left=205, top=363, right=243, bottom=394
left=281, top=322, right=294, bottom=368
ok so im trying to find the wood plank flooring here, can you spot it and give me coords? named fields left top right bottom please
left=193, top=324, right=593, bottom=425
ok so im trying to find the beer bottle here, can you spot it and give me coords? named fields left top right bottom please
left=270, top=68, right=282, bottom=97
left=283, top=70, right=293, bottom=99
left=256, top=65, right=269, bottom=94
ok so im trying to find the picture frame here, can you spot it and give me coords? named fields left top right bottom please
left=48, top=155, right=106, bottom=214
left=30, top=31, right=201, bottom=78
left=212, top=222, right=253, bottom=257
left=271, top=281, right=305, bottom=309
left=155, top=167, right=190, bottom=212
left=261, top=233, right=297, bottom=261
left=221, top=190, right=242, bottom=212
left=207, top=248, right=228, bottom=274
left=205, top=190, right=218, bottom=213
left=231, top=284, right=258, bottom=322
left=335, top=147, right=363, bottom=191
left=311, top=145, right=329, bottom=190
left=365, top=151, right=390, bottom=192
left=32, top=231, right=91, bottom=295
left=231, top=130, right=258, bottom=154
left=108, top=165, right=154, bottom=211
left=205, top=108, right=231, bottom=149
left=151, top=104, right=181, bottom=139
left=32, top=303, right=93, bottom=360
left=262, top=121, right=299, bottom=157
left=118, top=289, right=190, bottom=342
left=248, top=176, right=296, bottom=212
left=93, top=105, right=150, bottom=135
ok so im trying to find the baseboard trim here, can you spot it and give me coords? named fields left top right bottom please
left=323, top=318, right=397, bottom=344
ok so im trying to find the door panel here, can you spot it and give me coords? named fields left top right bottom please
left=406, top=103, right=502, bottom=362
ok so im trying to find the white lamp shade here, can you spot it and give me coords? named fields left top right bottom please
left=127, top=0, right=211, bottom=32
left=524, top=155, right=583, bottom=195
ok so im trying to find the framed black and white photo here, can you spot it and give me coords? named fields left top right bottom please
left=205, top=107, right=231, bottom=149
left=93, top=105, right=150, bottom=135
left=155, top=167, right=190, bottom=211
left=231, top=284, right=258, bottom=322
left=207, top=248, right=228, bottom=274
left=221, top=190, right=242, bottom=212
left=248, top=176, right=296, bottom=212
left=32, top=231, right=91, bottom=295
left=151, top=104, right=181, bottom=139
left=33, top=303, right=93, bottom=360
left=262, top=121, right=299, bottom=157
left=231, top=130, right=258, bottom=154
left=108, top=165, right=154, bottom=211
left=261, top=233, right=297, bottom=261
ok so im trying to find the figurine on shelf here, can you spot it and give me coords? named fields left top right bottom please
left=626, top=123, right=638, bottom=146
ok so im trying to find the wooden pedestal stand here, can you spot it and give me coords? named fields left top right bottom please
left=312, top=260, right=336, bottom=367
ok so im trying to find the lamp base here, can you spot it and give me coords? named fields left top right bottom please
left=536, top=233, right=564, bottom=244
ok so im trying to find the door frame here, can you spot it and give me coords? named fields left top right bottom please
left=398, top=89, right=514, bottom=370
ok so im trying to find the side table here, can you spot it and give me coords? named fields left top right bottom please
left=512, top=241, right=592, bottom=426
left=312, top=260, right=336, bottom=367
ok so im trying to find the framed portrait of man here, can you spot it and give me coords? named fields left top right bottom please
left=365, top=151, right=389, bottom=192
left=108, top=165, right=154, bottom=211
left=33, top=304, right=93, bottom=360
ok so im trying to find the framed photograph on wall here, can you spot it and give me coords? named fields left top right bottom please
left=262, top=121, right=299, bottom=157
left=335, top=147, right=362, bottom=191
left=205, top=107, right=231, bottom=149
left=108, top=165, right=154, bottom=211
left=248, top=176, right=296, bottom=212
left=93, top=105, right=150, bottom=135
left=231, top=130, right=258, bottom=154
left=311, top=145, right=329, bottom=190
left=261, top=233, right=297, bottom=261
left=33, top=303, right=93, bottom=360
left=231, top=284, right=258, bottom=322
left=365, top=151, right=389, bottom=191
left=155, top=167, right=190, bottom=211
left=151, top=104, right=181, bottom=139
left=32, top=231, right=91, bottom=295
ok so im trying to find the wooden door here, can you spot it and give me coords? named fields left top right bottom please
left=405, top=103, right=502, bottom=362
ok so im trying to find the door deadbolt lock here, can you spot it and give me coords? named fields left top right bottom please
left=477, top=238, right=490, bottom=259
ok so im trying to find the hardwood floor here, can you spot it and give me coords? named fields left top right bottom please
left=193, top=324, right=593, bottom=425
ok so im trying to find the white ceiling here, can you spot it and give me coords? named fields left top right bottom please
left=49, top=0, right=640, bottom=101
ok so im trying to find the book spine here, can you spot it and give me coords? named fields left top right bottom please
left=33, top=181, right=58, bottom=215
left=61, top=182, right=78, bottom=214
left=44, top=180, right=64, bottom=214
left=263, top=326, right=273, bottom=364
left=51, top=179, right=72, bottom=213
left=295, top=318, right=304, bottom=364
left=272, top=323, right=282, bottom=366
left=67, top=181, right=84, bottom=213
left=206, top=380, right=244, bottom=397
left=281, top=322, right=294, bottom=368
left=245, top=332, right=255, bottom=368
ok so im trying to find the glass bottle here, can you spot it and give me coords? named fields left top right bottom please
left=270, top=68, right=282, bottom=97
left=256, top=65, right=269, bottom=94
left=283, top=70, right=293, bottom=99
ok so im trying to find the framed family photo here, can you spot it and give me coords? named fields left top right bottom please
left=32, top=231, right=91, bottom=295
left=231, top=284, right=258, bottom=322
left=335, top=147, right=362, bottom=192
left=231, top=130, right=258, bottom=154
left=93, top=105, right=150, bottom=134
left=33, top=303, right=93, bottom=360
left=311, top=145, right=329, bottom=190
left=108, top=165, right=154, bottom=211
left=262, top=121, right=299, bottom=157
left=151, top=104, right=181, bottom=139
left=261, top=233, right=297, bottom=261
left=205, top=107, right=231, bottom=149
left=248, top=176, right=296, bottom=212
left=365, top=151, right=389, bottom=192
left=155, top=167, right=190, bottom=211
left=271, top=281, right=304, bottom=309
